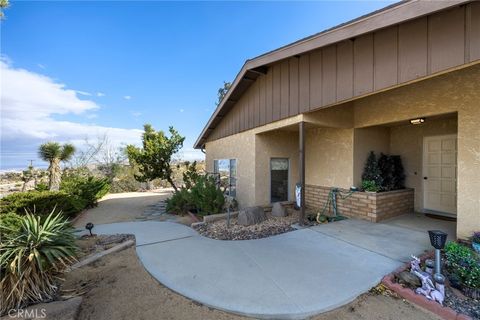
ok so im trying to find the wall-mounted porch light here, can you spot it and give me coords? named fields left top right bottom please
left=410, top=118, right=425, bottom=125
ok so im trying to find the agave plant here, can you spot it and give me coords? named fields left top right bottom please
left=0, top=210, right=78, bottom=315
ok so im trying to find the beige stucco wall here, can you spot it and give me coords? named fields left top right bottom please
left=353, top=65, right=480, bottom=239
left=205, top=65, right=479, bottom=238
left=353, top=127, right=391, bottom=187
left=205, top=130, right=257, bottom=208
left=205, top=116, right=304, bottom=208
left=255, top=130, right=299, bottom=206
left=390, top=116, right=458, bottom=212
left=306, top=127, right=354, bottom=189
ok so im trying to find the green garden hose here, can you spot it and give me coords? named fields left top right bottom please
left=316, top=187, right=356, bottom=223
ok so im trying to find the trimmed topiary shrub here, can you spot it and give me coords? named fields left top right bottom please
left=0, top=191, right=84, bottom=218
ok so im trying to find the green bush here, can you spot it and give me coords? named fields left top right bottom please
left=444, top=241, right=480, bottom=289
left=0, top=191, right=84, bottom=218
left=34, top=182, right=49, bottom=192
left=361, top=180, right=380, bottom=192
left=166, top=175, right=225, bottom=216
left=165, top=188, right=192, bottom=215
left=0, top=212, right=23, bottom=236
left=0, top=211, right=78, bottom=314
left=60, top=174, right=110, bottom=209
left=189, top=176, right=225, bottom=216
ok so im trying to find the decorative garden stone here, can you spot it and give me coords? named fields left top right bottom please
left=237, top=206, right=266, bottom=226
left=396, top=271, right=421, bottom=288
left=271, top=202, right=287, bottom=217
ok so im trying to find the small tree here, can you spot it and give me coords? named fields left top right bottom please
left=38, top=142, right=75, bottom=191
left=216, top=81, right=231, bottom=107
left=126, top=124, right=185, bottom=191
left=361, top=151, right=382, bottom=189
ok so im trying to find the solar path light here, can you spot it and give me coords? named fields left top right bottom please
left=428, top=230, right=447, bottom=283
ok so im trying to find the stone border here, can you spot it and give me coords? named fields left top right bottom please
left=381, top=252, right=472, bottom=320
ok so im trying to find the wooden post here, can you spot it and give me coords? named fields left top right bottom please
left=299, top=121, right=305, bottom=225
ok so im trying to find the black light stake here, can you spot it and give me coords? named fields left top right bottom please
left=85, top=222, right=94, bottom=236
left=428, top=230, right=447, bottom=283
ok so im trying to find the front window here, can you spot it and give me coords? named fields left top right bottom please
left=213, top=159, right=237, bottom=197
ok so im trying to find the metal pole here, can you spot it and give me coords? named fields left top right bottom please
left=433, top=249, right=444, bottom=283
left=299, top=121, right=305, bottom=225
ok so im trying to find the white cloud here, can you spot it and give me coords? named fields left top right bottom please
left=75, top=90, right=92, bottom=96
left=124, top=95, right=132, bottom=100
left=179, top=108, right=184, bottom=113
left=131, top=112, right=142, bottom=117
left=37, top=63, right=46, bottom=70
left=96, top=92, right=105, bottom=97
left=0, top=59, right=142, bottom=168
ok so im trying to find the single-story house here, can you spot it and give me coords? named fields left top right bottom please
left=194, top=0, right=480, bottom=239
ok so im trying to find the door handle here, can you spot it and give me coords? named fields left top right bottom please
left=423, top=177, right=428, bottom=180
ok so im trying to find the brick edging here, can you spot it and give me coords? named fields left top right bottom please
left=381, top=252, right=472, bottom=320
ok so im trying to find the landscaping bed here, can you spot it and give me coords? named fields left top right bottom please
left=193, top=210, right=299, bottom=240
left=383, top=241, right=480, bottom=320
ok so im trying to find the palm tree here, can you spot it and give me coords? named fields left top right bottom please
left=38, top=142, right=75, bottom=191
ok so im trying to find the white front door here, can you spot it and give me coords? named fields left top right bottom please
left=423, top=135, right=457, bottom=215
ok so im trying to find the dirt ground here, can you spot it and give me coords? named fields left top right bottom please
left=63, top=246, right=440, bottom=320
left=73, top=190, right=172, bottom=227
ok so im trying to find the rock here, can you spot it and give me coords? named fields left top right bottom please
left=271, top=203, right=287, bottom=217
left=396, top=271, right=421, bottom=288
left=1, top=297, right=83, bottom=320
left=237, top=206, right=266, bottom=226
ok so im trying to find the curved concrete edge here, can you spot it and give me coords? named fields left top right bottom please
left=84, top=220, right=408, bottom=320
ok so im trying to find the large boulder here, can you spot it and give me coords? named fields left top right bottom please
left=237, top=206, right=266, bottom=226
left=271, top=202, right=287, bottom=217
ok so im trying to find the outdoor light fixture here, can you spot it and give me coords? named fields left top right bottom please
left=410, top=118, right=425, bottom=125
left=85, top=222, right=94, bottom=236
left=428, top=230, right=448, bottom=283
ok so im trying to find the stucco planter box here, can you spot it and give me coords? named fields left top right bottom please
left=305, top=185, right=414, bottom=222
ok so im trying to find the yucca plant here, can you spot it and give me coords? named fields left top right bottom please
left=0, top=210, right=78, bottom=315
left=38, top=142, right=75, bottom=191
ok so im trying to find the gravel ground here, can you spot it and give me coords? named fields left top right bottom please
left=194, top=212, right=300, bottom=240
left=444, top=286, right=480, bottom=319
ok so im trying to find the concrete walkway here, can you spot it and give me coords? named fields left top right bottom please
left=81, top=219, right=440, bottom=320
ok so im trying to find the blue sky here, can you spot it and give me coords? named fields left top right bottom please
left=1, top=0, right=395, bottom=170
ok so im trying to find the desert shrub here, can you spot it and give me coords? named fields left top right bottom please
left=182, top=161, right=200, bottom=190
left=0, top=211, right=78, bottom=314
left=0, top=212, right=23, bottom=236
left=189, top=176, right=225, bottom=215
left=34, top=182, right=49, bottom=192
left=109, top=165, right=142, bottom=193
left=166, top=175, right=225, bottom=216
left=60, top=174, right=110, bottom=209
left=165, top=188, right=192, bottom=215
left=0, top=191, right=84, bottom=218
left=444, top=241, right=480, bottom=289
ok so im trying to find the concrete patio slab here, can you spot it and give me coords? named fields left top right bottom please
left=310, top=219, right=433, bottom=262
left=82, top=219, right=436, bottom=319
left=79, top=221, right=197, bottom=246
